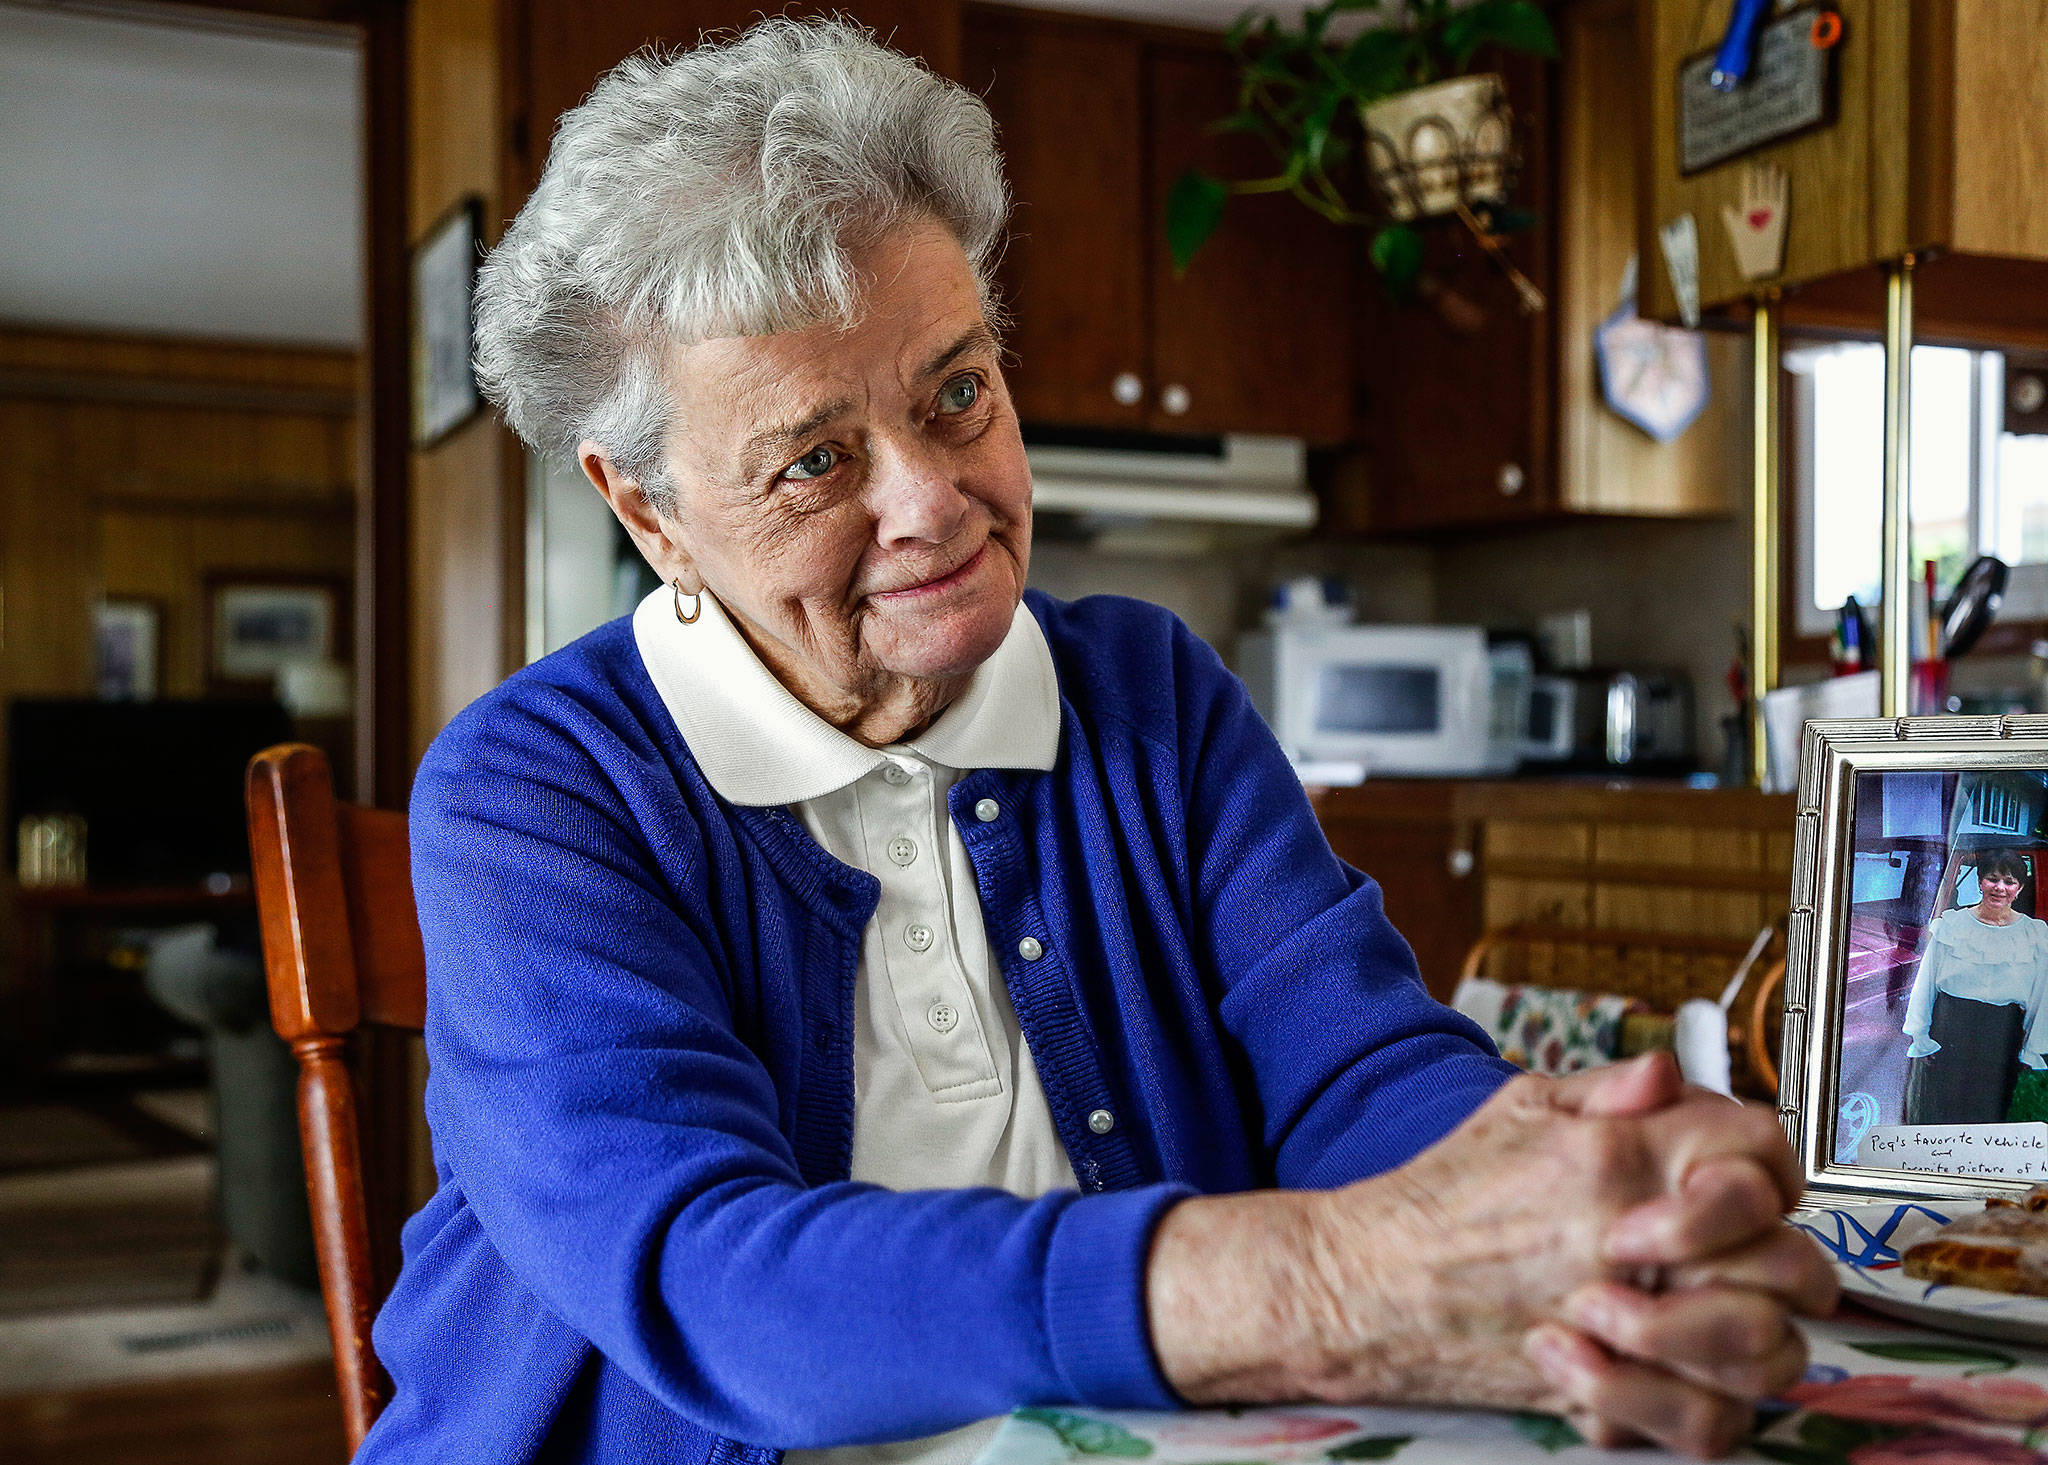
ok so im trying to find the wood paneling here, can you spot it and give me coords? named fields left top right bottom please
left=0, top=328, right=358, bottom=708
left=406, top=0, right=501, bottom=239
left=0, top=328, right=358, bottom=1055
left=407, top=409, right=514, bottom=758
left=0, top=1361, right=346, bottom=1465
left=0, top=330, right=355, bottom=401
left=1947, top=1, right=2048, bottom=259
left=1556, top=0, right=1743, bottom=517
left=407, top=0, right=521, bottom=764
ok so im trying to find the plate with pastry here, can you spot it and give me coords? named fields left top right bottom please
left=1791, top=1186, right=2048, bottom=1344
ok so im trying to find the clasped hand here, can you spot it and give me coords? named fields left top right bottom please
left=1148, top=1053, right=1838, bottom=1458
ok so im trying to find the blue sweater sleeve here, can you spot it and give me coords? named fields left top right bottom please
left=1168, top=625, right=1517, bottom=1189
left=408, top=705, right=1186, bottom=1448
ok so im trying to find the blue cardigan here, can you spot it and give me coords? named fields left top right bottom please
left=362, top=591, right=1513, bottom=1465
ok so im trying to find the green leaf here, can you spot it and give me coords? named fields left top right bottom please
left=1339, top=27, right=1420, bottom=99
left=1223, top=6, right=1262, bottom=54
left=1207, top=107, right=1280, bottom=145
left=1444, top=0, right=1559, bottom=70
left=1012, top=1408, right=1154, bottom=1458
left=1165, top=169, right=1230, bottom=275
left=1241, top=51, right=1311, bottom=88
left=1798, top=1412, right=1906, bottom=1455
left=1297, top=90, right=1345, bottom=169
left=1325, top=1437, right=1413, bottom=1461
left=1510, top=1413, right=1582, bottom=1453
left=1746, top=1443, right=1837, bottom=1465
left=1369, top=223, right=1424, bottom=291
left=1849, top=1340, right=2018, bottom=1375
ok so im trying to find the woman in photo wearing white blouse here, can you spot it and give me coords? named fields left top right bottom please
left=1902, top=848, right=2048, bottom=1125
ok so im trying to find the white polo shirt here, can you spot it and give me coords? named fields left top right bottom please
left=633, top=587, right=1078, bottom=1464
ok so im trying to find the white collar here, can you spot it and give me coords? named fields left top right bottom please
left=632, top=587, right=1060, bottom=807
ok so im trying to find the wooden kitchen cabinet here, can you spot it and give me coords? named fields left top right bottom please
left=964, top=5, right=1356, bottom=442
left=963, top=8, right=1150, bottom=431
left=1313, top=782, right=1481, bottom=1002
left=1639, top=0, right=2048, bottom=328
left=1331, top=0, right=1743, bottom=533
left=1336, top=48, right=1556, bottom=533
left=1313, top=778, right=1797, bottom=1003
left=1144, top=43, right=1356, bottom=442
left=1552, top=0, right=1746, bottom=517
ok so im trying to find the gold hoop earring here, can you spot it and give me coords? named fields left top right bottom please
left=673, top=581, right=701, bottom=625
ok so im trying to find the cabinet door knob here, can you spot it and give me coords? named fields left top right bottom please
left=1111, top=372, right=1144, bottom=406
left=1447, top=848, right=1476, bottom=879
left=1160, top=383, right=1192, bottom=416
left=1496, top=462, right=1526, bottom=496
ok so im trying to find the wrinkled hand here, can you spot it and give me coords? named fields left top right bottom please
left=1319, top=1053, right=1837, bottom=1454
left=1147, top=1053, right=1837, bottom=1459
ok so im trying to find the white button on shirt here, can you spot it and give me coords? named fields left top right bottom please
left=632, top=588, right=1078, bottom=1465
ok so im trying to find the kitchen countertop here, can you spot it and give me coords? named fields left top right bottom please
left=1308, top=777, right=1797, bottom=826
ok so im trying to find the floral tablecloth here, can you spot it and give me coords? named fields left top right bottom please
left=973, top=1313, right=2048, bottom=1465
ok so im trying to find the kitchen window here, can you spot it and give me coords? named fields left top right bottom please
left=1792, top=341, right=2048, bottom=638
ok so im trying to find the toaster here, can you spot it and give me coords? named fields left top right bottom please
left=1522, top=669, right=1695, bottom=772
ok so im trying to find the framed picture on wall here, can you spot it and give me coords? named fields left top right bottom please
left=412, top=194, right=484, bottom=447
left=205, top=574, right=349, bottom=696
left=92, top=597, right=161, bottom=701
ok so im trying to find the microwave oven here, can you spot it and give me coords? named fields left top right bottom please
left=1237, top=625, right=1516, bottom=777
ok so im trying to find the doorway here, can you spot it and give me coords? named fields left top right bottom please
left=0, top=3, right=395, bottom=1457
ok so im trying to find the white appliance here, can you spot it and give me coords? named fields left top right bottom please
left=1025, top=434, right=1317, bottom=528
left=1237, top=625, right=1501, bottom=778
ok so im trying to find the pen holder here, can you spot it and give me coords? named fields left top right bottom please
left=1910, top=659, right=1951, bottom=716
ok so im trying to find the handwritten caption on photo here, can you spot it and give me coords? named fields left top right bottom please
left=1858, top=1122, right=2048, bottom=1178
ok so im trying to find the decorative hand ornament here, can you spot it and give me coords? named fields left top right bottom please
left=1722, top=162, right=1790, bottom=283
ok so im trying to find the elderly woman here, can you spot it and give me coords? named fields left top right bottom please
left=1903, top=848, right=2048, bottom=1125
left=365, top=20, right=1833, bottom=1465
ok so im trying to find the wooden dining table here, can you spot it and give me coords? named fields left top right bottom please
left=973, top=1306, right=2048, bottom=1465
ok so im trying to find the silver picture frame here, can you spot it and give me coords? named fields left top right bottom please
left=1784, top=713, right=2048, bottom=1205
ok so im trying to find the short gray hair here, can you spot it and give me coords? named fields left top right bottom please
left=472, top=17, right=1010, bottom=506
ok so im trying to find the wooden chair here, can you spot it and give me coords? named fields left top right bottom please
left=1455, top=925, right=1788, bottom=1099
left=246, top=742, right=425, bottom=1454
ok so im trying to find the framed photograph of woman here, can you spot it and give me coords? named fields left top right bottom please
left=1783, top=715, right=2048, bottom=1203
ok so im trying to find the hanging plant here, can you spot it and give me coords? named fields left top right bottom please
left=1168, top=0, right=1557, bottom=308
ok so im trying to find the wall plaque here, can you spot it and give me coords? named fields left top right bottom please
left=1678, top=6, right=1837, bottom=176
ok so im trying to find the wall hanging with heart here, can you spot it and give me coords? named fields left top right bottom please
left=1722, top=161, right=1790, bottom=283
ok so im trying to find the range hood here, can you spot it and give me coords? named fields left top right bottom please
left=1025, top=431, right=1318, bottom=530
